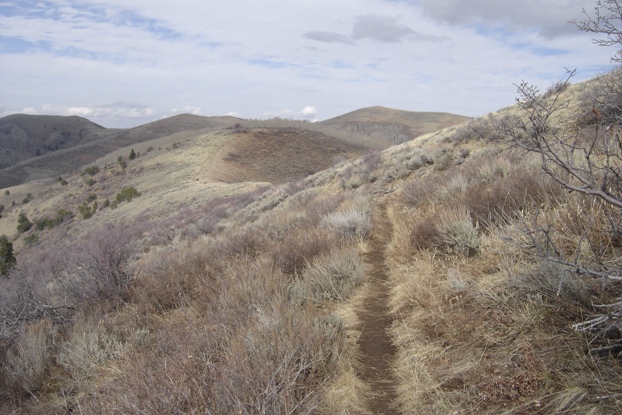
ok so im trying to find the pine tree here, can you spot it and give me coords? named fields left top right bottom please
left=0, top=235, right=16, bottom=276
left=17, top=212, right=32, bottom=233
left=129, top=148, right=136, bottom=160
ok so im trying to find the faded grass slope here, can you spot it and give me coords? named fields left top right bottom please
left=3, top=79, right=622, bottom=415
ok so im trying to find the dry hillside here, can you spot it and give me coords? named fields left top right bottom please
left=206, top=127, right=368, bottom=184
left=1, top=70, right=622, bottom=415
left=0, top=108, right=469, bottom=188
left=321, top=106, right=471, bottom=144
left=0, top=114, right=118, bottom=169
left=0, top=114, right=241, bottom=188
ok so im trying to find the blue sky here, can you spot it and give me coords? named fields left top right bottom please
left=0, top=0, right=615, bottom=127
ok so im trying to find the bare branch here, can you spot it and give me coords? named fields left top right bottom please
left=574, top=0, right=622, bottom=62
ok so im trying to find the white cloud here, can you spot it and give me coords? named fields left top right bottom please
left=67, top=107, right=94, bottom=117
left=171, top=106, right=203, bottom=115
left=29, top=103, right=157, bottom=125
left=0, top=0, right=615, bottom=128
left=263, top=106, right=318, bottom=121
left=301, top=106, right=317, bottom=118
left=22, top=107, right=39, bottom=115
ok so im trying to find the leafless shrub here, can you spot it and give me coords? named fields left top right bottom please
left=410, top=213, right=440, bottom=251
left=211, top=225, right=264, bottom=263
left=66, top=223, right=136, bottom=303
left=359, top=150, right=382, bottom=181
left=573, top=0, right=622, bottom=63
left=462, top=167, right=563, bottom=228
left=132, top=246, right=208, bottom=314
left=101, top=312, right=337, bottom=414
left=508, top=260, right=595, bottom=307
left=269, top=228, right=338, bottom=276
left=83, top=254, right=343, bottom=415
left=0, top=270, right=70, bottom=352
left=401, top=171, right=444, bottom=207
left=504, top=68, right=622, bottom=357
left=211, top=306, right=340, bottom=414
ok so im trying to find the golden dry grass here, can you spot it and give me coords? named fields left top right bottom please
left=373, top=100, right=622, bottom=413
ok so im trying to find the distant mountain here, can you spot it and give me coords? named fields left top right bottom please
left=110, top=114, right=240, bottom=148
left=0, top=114, right=118, bottom=169
left=0, top=108, right=469, bottom=188
left=0, top=114, right=240, bottom=188
left=320, top=106, right=471, bottom=144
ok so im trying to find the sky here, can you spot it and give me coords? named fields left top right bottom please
left=0, top=0, right=617, bottom=128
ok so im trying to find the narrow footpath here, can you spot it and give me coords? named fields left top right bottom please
left=356, top=203, right=399, bottom=415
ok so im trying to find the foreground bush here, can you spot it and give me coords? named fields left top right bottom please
left=3, top=319, right=56, bottom=400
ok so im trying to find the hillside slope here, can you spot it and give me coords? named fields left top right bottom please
left=2, top=74, right=622, bottom=414
left=0, top=109, right=469, bottom=188
left=206, top=127, right=368, bottom=184
left=0, top=114, right=117, bottom=168
left=321, top=106, right=471, bottom=144
left=0, top=114, right=241, bottom=188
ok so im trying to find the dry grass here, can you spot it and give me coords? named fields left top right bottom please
left=78, top=213, right=358, bottom=413
left=288, top=246, right=366, bottom=305
left=56, top=313, right=125, bottom=391
left=2, top=177, right=370, bottom=413
left=382, top=125, right=622, bottom=413
left=320, top=106, right=471, bottom=146
left=206, top=128, right=368, bottom=184
left=4, top=75, right=622, bottom=415
left=3, top=318, right=56, bottom=401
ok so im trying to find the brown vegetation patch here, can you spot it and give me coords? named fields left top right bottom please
left=206, top=128, right=367, bottom=184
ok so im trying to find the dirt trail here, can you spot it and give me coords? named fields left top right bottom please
left=356, top=203, right=399, bottom=415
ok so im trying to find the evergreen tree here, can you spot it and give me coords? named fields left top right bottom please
left=117, top=156, right=127, bottom=169
left=129, top=148, right=136, bottom=160
left=0, top=235, right=16, bottom=276
left=17, top=212, right=32, bottom=233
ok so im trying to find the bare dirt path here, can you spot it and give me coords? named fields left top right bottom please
left=356, top=203, right=400, bottom=415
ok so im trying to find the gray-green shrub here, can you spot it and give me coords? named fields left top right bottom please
left=116, top=187, right=140, bottom=203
